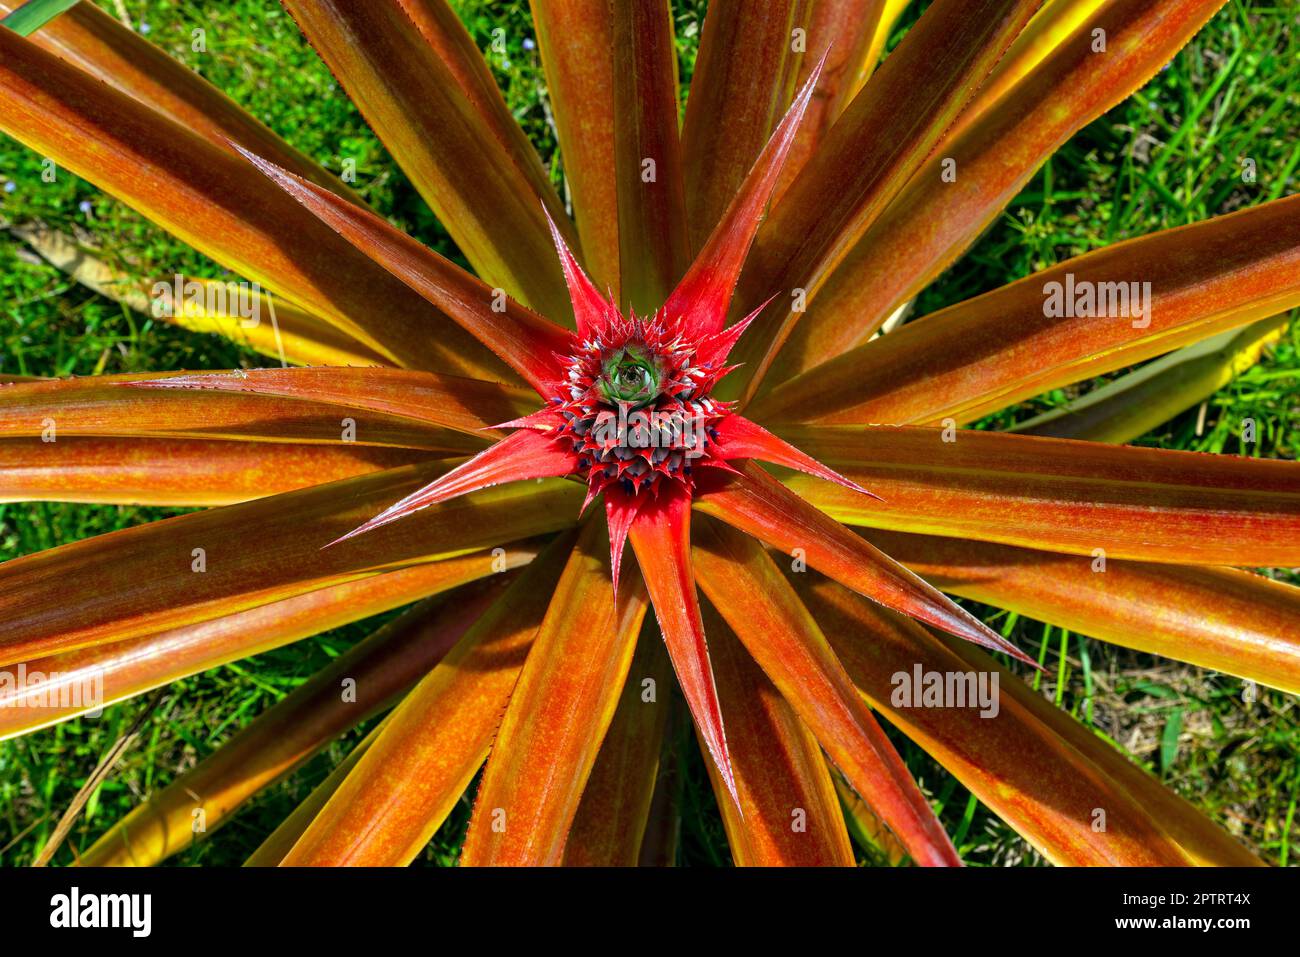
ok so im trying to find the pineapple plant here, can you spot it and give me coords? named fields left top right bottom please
left=0, top=0, right=1296, bottom=867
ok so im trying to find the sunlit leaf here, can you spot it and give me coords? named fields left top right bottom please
left=0, top=464, right=579, bottom=663
left=697, top=602, right=855, bottom=866
left=75, top=580, right=507, bottom=866
left=753, top=194, right=1300, bottom=425
left=1012, top=317, right=1288, bottom=443
left=692, top=517, right=960, bottom=866
left=279, top=533, right=576, bottom=865
left=695, top=461, right=1032, bottom=661
left=0, top=373, right=489, bottom=452
left=461, top=518, right=649, bottom=865
left=729, top=0, right=1043, bottom=401
left=798, top=575, right=1257, bottom=865
left=765, top=0, right=1231, bottom=384
left=0, top=436, right=431, bottom=506
left=773, top=0, right=894, bottom=204
left=125, top=367, right=537, bottom=438
left=0, top=0, right=360, bottom=200
left=947, top=0, right=1111, bottom=139
left=0, top=27, right=507, bottom=377
left=610, top=0, right=689, bottom=313
left=12, top=221, right=384, bottom=365
left=235, top=148, right=574, bottom=395
left=776, top=425, right=1300, bottom=566
left=243, top=723, right=381, bottom=867
left=280, top=0, right=575, bottom=318
left=864, top=529, right=1300, bottom=694
left=0, top=546, right=535, bottom=740
left=530, top=0, right=620, bottom=297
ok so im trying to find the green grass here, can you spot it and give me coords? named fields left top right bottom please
left=1, top=0, right=1298, bottom=867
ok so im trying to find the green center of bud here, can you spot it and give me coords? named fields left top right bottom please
left=597, top=345, right=664, bottom=408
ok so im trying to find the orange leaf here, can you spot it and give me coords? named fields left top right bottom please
left=866, top=529, right=1300, bottom=694
left=0, top=0, right=359, bottom=201
left=753, top=194, right=1300, bottom=426
left=765, top=0, right=1231, bottom=383
left=279, top=533, right=577, bottom=865
left=280, top=0, right=575, bottom=318
left=680, top=0, right=807, bottom=246
left=531, top=0, right=620, bottom=297
left=775, top=425, right=1300, bottom=566
left=692, top=517, right=960, bottom=866
left=799, top=576, right=1260, bottom=865
left=946, top=0, right=1112, bottom=141
left=1012, top=316, right=1289, bottom=444
left=0, top=27, right=506, bottom=378
left=75, top=579, right=508, bottom=866
left=937, top=622, right=1263, bottom=866
left=628, top=485, right=737, bottom=803
left=730, top=0, right=1043, bottom=401
left=563, top=631, right=674, bottom=866
left=0, top=370, right=522, bottom=451
left=244, top=724, right=382, bottom=867
left=695, top=461, right=1031, bottom=661
left=698, top=602, right=855, bottom=866
left=772, top=0, right=887, bottom=204
left=829, top=763, right=909, bottom=865
left=333, top=429, right=579, bottom=546
left=237, top=148, right=575, bottom=395
left=665, top=53, right=823, bottom=336
left=0, top=464, right=580, bottom=664
left=0, top=436, right=430, bottom=507
left=0, top=546, right=534, bottom=741
left=125, top=367, right=537, bottom=437
left=461, top=518, right=649, bottom=865
left=611, top=0, right=689, bottom=312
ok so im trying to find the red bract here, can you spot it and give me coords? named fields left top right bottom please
left=0, top=0, right=1295, bottom=868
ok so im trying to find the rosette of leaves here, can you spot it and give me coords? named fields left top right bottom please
left=0, top=0, right=1296, bottom=867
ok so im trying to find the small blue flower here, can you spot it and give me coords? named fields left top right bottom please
left=140, top=22, right=151, bottom=35
left=523, top=38, right=536, bottom=51
left=3, top=181, right=15, bottom=194
left=79, top=200, right=94, bottom=214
